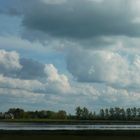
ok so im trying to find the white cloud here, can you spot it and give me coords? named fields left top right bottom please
left=131, top=0, right=140, bottom=13
left=71, top=83, right=101, bottom=101
left=132, top=17, right=140, bottom=24
left=0, top=49, right=140, bottom=110
left=0, top=49, right=71, bottom=107
left=0, top=88, right=45, bottom=103
left=0, top=49, right=23, bottom=78
left=0, top=49, right=22, bottom=71
left=0, top=74, right=45, bottom=92
left=44, top=64, right=71, bottom=93
left=67, top=47, right=140, bottom=89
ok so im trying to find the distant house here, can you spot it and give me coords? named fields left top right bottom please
left=4, top=113, right=14, bottom=119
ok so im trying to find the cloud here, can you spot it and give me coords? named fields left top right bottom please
left=1, top=0, right=140, bottom=40
left=18, top=58, right=46, bottom=80
left=0, top=49, right=47, bottom=79
left=0, top=35, right=48, bottom=53
left=41, top=0, right=67, bottom=5
left=97, top=86, right=140, bottom=107
left=0, top=49, right=140, bottom=111
left=0, top=49, right=70, bottom=94
left=0, top=50, right=22, bottom=77
left=0, top=74, right=46, bottom=105
left=44, top=64, right=71, bottom=93
left=0, top=49, right=71, bottom=107
left=5, top=0, right=140, bottom=39
left=2, top=1, right=140, bottom=111
left=2, top=0, right=140, bottom=48
left=0, top=88, right=45, bottom=103
left=0, top=74, right=45, bottom=92
left=67, top=47, right=140, bottom=89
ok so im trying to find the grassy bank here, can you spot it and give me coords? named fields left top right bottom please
left=1, top=119, right=140, bottom=124
left=1, top=130, right=140, bottom=140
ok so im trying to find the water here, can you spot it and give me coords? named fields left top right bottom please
left=1, top=122, right=140, bottom=130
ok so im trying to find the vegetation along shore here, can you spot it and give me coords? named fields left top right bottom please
left=1, top=106, right=140, bottom=123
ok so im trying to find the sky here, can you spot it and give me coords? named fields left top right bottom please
left=1, top=0, right=140, bottom=113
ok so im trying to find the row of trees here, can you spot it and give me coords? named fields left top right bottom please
left=99, top=107, right=140, bottom=120
left=1, top=107, right=140, bottom=120
left=0, top=108, right=67, bottom=119
left=76, top=107, right=140, bottom=120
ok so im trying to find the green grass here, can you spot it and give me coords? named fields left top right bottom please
left=1, top=119, right=140, bottom=125
left=0, top=119, right=68, bottom=122
left=0, top=119, right=78, bottom=123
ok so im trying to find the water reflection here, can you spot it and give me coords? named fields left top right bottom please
left=1, top=123, right=140, bottom=130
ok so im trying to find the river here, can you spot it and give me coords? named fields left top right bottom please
left=1, top=122, right=140, bottom=130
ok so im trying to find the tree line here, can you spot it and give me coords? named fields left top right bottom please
left=1, top=107, right=140, bottom=120
left=76, top=107, right=140, bottom=120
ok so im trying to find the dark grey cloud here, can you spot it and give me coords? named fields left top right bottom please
left=17, top=58, right=46, bottom=80
left=9, top=58, right=46, bottom=80
left=1, top=0, right=140, bottom=42
left=6, top=0, right=140, bottom=39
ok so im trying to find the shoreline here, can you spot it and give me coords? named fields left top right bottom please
left=1, top=129, right=140, bottom=135
left=0, top=130, right=140, bottom=136
left=1, top=120, right=140, bottom=125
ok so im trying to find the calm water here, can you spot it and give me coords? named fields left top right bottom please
left=1, top=123, right=140, bottom=130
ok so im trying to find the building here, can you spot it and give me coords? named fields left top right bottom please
left=4, top=113, right=14, bottom=119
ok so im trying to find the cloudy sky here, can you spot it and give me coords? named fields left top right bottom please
left=0, top=0, right=140, bottom=113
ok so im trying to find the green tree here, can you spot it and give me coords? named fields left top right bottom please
left=57, top=110, right=67, bottom=119
left=8, top=108, right=24, bottom=119
left=75, top=106, right=83, bottom=119
left=131, top=107, right=137, bottom=119
left=126, top=108, right=131, bottom=120
left=82, top=107, right=89, bottom=120
left=120, top=108, right=126, bottom=120
left=114, top=107, right=121, bottom=120
left=46, top=111, right=57, bottom=119
left=137, top=108, right=140, bottom=118
left=100, top=109, right=105, bottom=119
left=109, top=108, right=115, bottom=119
left=105, top=108, right=109, bottom=119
